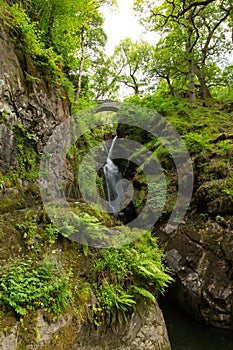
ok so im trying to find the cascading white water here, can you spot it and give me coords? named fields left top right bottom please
left=103, top=135, right=123, bottom=214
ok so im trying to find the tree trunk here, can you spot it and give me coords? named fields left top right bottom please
left=187, top=10, right=196, bottom=106
left=195, top=66, right=212, bottom=100
left=75, top=28, right=86, bottom=104
left=130, top=71, right=140, bottom=96
left=166, top=77, right=176, bottom=97
left=188, top=56, right=196, bottom=105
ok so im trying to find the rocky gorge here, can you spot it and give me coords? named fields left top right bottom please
left=0, top=5, right=233, bottom=350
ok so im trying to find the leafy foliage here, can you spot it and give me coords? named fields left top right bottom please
left=1, top=2, right=62, bottom=83
left=1, top=0, right=116, bottom=101
left=134, top=0, right=233, bottom=102
left=0, top=258, right=72, bottom=316
left=107, top=38, right=155, bottom=96
left=92, top=231, right=173, bottom=324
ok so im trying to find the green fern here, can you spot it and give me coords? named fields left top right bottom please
left=93, top=231, right=174, bottom=324
left=133, top=286, right=156, bottom=303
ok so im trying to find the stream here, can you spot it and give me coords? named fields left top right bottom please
left=160, top=301, right=233, bottom=350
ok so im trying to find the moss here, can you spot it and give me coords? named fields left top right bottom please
left=0, top=111, right=10, bottom=124
left=0, top=312, right=17, bottom=333
left=37, top=321, right=78, bottom=350
left=0, top=211, right=24, bottom=260
left=71, top=201, right=116, bottom=228
left=0, top=188, right=26, bottom=214
left=12, top=124, right=40, bottom=182
left=17, top=312, right=39, bottom=349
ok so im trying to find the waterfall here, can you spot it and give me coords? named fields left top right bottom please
left=103, top=135, right=123, bottom=214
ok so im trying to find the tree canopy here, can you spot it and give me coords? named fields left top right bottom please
left=133, top=0, right=233, bottom=104
left=2, top=0, right=233, bottom=105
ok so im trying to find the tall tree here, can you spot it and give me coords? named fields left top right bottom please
left=134, top=0, right=233, bottom=103
left=148, top=27, right=188, bottom=97
left=110, top=38, right=154, bottom=96
left=89, top=54, right=121, bottom=100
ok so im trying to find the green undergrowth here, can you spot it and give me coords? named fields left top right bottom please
left=0, top=204, right=173, bottom=339
left=122, top=96, right=233, bottom=216
left=0, top=258, right=71, bottom=316
left=126, top=95, right=233, bottom=156
left=66, top=108, right=117, bottom=198
left=0, top=1, right=62, bottom=84
left=13, top=124, right=40, bottom=182
left=91, top=231, right=173, bottom=325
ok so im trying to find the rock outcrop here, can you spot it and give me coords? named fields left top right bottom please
left=0, top=22, right=69, bottom=158
left=73, top=302, right=171, bottom=350
left=159, top=214, right=233, bottom=329
left=0, top=19, right=74, bottom=199
left=0, top=303, right=171, bottom=350
left=157, top=151, right=233, bottom=329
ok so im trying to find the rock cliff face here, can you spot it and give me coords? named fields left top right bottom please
left=0, top=20, right=74, bottom=201
left=73, top=303, right=170, bottom=350
left=0, top=21, right=171, bottom=350
left=157, top=152, right=233, bottom=329
left=0, top=22, right=69, bottom=157
left=159, top=214, right=233, bottom=329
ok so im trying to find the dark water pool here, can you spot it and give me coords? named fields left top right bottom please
left=160, top=301, right=233, bottom=350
